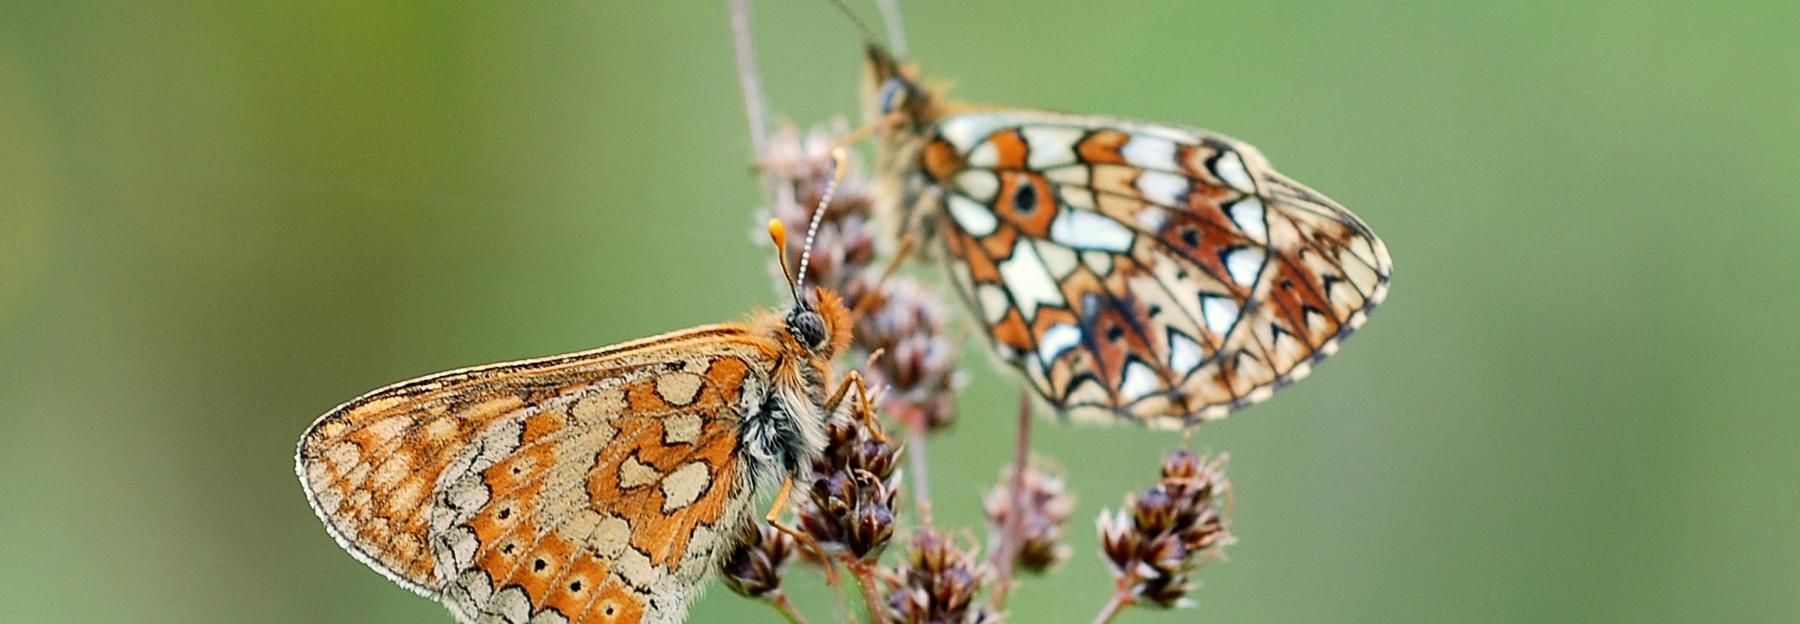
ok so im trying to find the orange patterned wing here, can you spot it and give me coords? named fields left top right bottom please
left=911, top=110, right=1391, bottom=428
left=297, top=325, right=776, bottom=624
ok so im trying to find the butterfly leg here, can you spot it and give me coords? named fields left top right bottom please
left=829, top=110, right=908, bottom=153
left=764, top=476, right=794, bottom=523
left=761, top=476, right=842, bottom=585
left=849, top=233, right=917, bottom=320
left=821, top=369, right=869, bottom=418
left=824, top=370, right=893, bottom=447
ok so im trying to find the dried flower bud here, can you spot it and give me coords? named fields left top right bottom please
left=798, top=468, right=896, bottom=560
left=819, top=408, right=900, bottom=481
left=720, top=521, right=794, bottom=599
left=798, top=387, right=901, bottom=560
left=1097, top=450, right=1232, bottom=609
left=885, top=529, right=998, bottom=624
left=851, top=276, right=964, bottom=430
left=985, top=460, right=1075, bottom=573
left=845, top=469, right=897, bottom=557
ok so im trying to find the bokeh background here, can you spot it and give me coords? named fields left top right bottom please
left=3, top=2, right=1797, bottom=622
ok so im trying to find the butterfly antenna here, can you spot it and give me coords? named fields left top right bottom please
left=794, top=147, right=848, bottom=296
left=766, top=219, right=803, bottom=306
left=875, top=0, right=908, bottom=58
left=824, top=0, right=880, bottom=45
left=849, top=233, right=915, bottom=319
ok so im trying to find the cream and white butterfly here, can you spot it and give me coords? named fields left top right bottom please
left=862, top=45, right=1391, bottom=429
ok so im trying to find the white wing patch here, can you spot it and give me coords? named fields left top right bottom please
left=1202, top=295, right=1240, bottom=336
left=1120, top=134, right=1178, bottom=171
left=1119, top=360, right=1161, bottom=402
left=1132, top=205, right=1171, bottom=232
left=1022, top=126, right=1083, bottom=169
left=660, top=462, right=711, bottom=512
left=1038, top=323, right=1081, bottom=367
left=1136, top=170, right=1190, bottom=207
left=1168, top=330, right=1204, bottom=376
left=1223, top=247, right=1265, bottom=287
left=997, top=239, right=1065, bottom=321
left=1212, top=150, right=1256, bottom=193
left=1227, top=197, right=1268, bottom=242
left=1081, top=251, right=1114, bottom=276
left=941, top=115, right=1009, bottom=153
left=1049, top=208, right=1134, bottom=252
left=946, top=194, right=999, bottom=236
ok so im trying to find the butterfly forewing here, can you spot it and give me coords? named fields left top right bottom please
left=297, top=326, right=777, bottom=623
left=903, top=108, right=1391, bottom=428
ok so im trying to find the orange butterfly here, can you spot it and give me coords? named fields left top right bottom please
left=861, top=46, right=1392, bottom=429
left=296, top=221, right=852, bottom=623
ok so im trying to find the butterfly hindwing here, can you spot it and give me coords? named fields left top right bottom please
left=297, top=326, right=773, bottom=624
left=913, top=110, right=1391, bottom=428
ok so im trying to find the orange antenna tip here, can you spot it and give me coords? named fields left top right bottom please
left=767, top=218, right=788, bottom=249
left=767, top=218, right=802, bottom=303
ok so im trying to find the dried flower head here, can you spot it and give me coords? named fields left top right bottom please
left=1097, top=450, right=1232, bottom=609
left=849, top=276, right=964, bottom=431
left=762, top=120, right=879, bottom=294
left=719, top=520, right=794, bottom=599
left=797, top=384, right=901, bottom=560
left=986, top=459, right=1076, bottom=574
left=885, top=529, right=998, bottom=624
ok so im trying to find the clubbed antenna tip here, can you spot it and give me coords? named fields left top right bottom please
left=767, top=218, right=802, bottom=306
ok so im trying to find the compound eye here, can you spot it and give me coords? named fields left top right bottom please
left=789, top=310, right=828, bottom=351
left=877, top=77, right=909, bottom=115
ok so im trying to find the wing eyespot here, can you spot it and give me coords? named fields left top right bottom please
left=1014, top=181, right=1038, bottom=214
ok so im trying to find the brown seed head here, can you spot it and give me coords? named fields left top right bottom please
left=1097, top=450, right=1233, bottom=609
left=885, top=529, right=998, bottom=624
left=719, top=520, right=794, bottom=599
left=798, top=384, right=900, bottom=560
left=985, top=459, right=1076, bottom=573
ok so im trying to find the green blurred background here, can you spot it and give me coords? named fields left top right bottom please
left=3, top=2, right=1796, bottom=622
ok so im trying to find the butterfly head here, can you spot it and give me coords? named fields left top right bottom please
left=784, top=287, right=852, bottom=360
left=766, top=194, right=851, bottom=364
left=864, top=43, right=932, bottom=127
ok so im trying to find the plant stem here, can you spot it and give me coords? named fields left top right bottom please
left=768, top=593, right=810, bottom=624
left=728, top=0, right=768, bottom=156
left=1091, top=591, right=1134, bottom=624
left=905, top=416, right=933, bottom=527
left=988, top=389, right=1034, bottom=609
left=828, top=561, right=858, bottom=624
left=846, top=559, right=889, bottom=624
